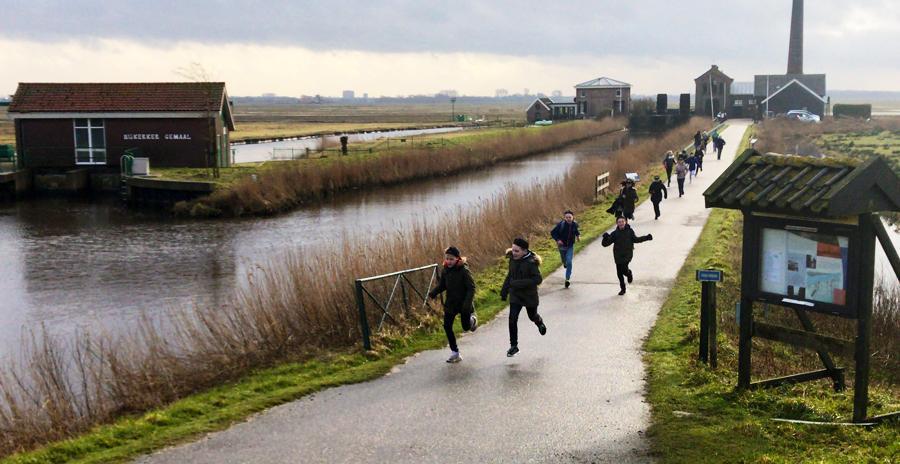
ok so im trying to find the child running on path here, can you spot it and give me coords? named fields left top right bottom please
left=428, top=246, right=477, bottom=363
left=500, top=237, right=547, bottom=357
left=550, top=210, right=581, bottom=288
left=601, top=217, right=653, bottom=295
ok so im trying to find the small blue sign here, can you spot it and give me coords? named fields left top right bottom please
left=696, top=269, right=723, bottom=282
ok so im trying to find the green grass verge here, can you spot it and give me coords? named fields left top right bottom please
left=644, top=208, right=899, bottom=463
left=5, top=161, right=669, bottom=463
left=644, top=125, right=899, bottom=463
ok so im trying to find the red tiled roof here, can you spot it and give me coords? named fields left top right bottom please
left=9, top=82, right=228, bottom=113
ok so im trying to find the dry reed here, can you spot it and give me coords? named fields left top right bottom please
left=178, top=119, right=627, bottom=217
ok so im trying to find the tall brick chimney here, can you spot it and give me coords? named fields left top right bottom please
left=787, top=0, right=803, bottom=74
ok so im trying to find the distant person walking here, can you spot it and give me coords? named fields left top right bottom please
left=618, top=179, right=639, bottom=220
left=696, top=148, right=704, bottom=173
left=648, top=175, right=668, bottom=220
left=675, top=158, right=688, bottom=197
left=687, top=152, right=699, bottom=183
left=714, top=136, right=726, bottom=160
left=663, top=151, right=676, bottom=187
left=693, top=130, right=702, bottom=150
left=701, top=131, right=710, bottom=152
left=500, top=237, right=547, bottom=357
left=428, top=246, right=477, bottom=363
left=602, top=217, right=653, bottom=295
left=551, top=211, right=581, bottom=288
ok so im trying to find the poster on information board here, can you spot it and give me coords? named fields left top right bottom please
left=755, top=218, right=859, bottom=317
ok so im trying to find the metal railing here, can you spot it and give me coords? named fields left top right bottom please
left=353, top=263, right=438, bottom=350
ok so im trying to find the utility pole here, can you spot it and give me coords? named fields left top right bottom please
left=450, top=97, right=457, bottom=122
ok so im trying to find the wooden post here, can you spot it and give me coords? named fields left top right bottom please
left=709, top=281, right=718, bottom=369
left=699, top=282, right=710, bottom=363
left=853, top=213, right=876, bottom=422
left=738, top=214, right=757, bottom=389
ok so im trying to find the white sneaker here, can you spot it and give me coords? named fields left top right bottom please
left=446, top=351, right=462, bottom=363
left=470, top=314, right=478, bottom=332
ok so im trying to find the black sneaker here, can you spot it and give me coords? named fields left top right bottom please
left=469, top=314, right=478, bottom=332
left=627, top=271, right=634, bottom=284
left=564, top=280, right=570, bottom=289
left=538, top=322, right=547, bottom=336
left=507, top=346, right=519, bottom=357
left=618, top=288, right=626, bottom=296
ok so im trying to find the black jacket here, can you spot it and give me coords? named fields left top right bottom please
left=619, top=186, right=638, bottom=212
left=500, top=250, right=543, bottom=307
left=551, top=220, right=580, bottom=248
left=649, top=180, right=668, bottom=202
left=429, top=259, right=476, bottom=313
left=663, top=156, right=675, bottom=170
left=601, top=225, right=652, bottom=263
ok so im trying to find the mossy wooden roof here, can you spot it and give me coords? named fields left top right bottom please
left=704, top=149, right=900, bottom=217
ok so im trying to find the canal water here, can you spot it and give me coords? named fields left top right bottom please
left=0, top=132, right=629, bottom=360
left=231, top=126, right=465, bottom=163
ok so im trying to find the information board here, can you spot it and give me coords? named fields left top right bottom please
left=759, top=227, right=850, bottom=306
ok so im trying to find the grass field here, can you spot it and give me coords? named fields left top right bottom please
left=0, top=108, right=12, bottom=146
left=0, top=101, right=529, bottom=147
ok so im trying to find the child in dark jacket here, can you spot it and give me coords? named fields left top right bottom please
left=601, top=217, right=653, bottom=295
left=500, top=237, right=546, bottom=357
left=550, top=210, right=580, bottom=288
left=428, top=246, right=477, bottom=363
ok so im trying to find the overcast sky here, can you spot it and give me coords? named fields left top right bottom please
left=1, top=0, right=897, bottom=97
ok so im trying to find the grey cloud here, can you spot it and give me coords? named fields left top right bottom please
left=1, top=0, right=896, bottom=66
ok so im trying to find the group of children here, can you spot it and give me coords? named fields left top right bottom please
left=429, top=130, right=726, bottom=363
left=429, top=211, right=650, bottom=363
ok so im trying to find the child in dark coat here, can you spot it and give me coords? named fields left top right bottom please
left=601, top=217, right=653, bottom=295
left=429, top=246, right=477, bottom=363
left=500, top=237, right=547, bottom=357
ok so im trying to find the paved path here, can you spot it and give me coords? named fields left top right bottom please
left=136, top=121, right=751, bottom=464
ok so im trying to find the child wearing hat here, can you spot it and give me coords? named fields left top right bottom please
left=500, top=237, right=547, bottom=357
left=428, top=246, right=477, bottom=363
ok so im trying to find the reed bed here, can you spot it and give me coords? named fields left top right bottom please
left=0, top=119, right=708, bottom=457
left=177, top=119, right=626, bottom=217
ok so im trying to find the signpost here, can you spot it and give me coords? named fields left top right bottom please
left=696, top=269, right=723, bottom=368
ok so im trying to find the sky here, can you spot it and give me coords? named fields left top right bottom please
left=1, top=0, right=898, bottom=97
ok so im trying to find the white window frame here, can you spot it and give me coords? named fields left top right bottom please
left=616, top=88, right=622, bottom=97
left=73, top=119, right=107, bottom=165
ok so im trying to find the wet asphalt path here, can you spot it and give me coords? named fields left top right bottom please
left=135, top=121, right=751, bottom=464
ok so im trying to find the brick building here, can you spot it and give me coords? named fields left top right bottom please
left=7, top=82, right=236, bottom=171
left=574, top=77, right=631, bottom=118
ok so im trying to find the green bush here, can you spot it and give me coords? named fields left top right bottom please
left=833, top=103, right=872, bottom=119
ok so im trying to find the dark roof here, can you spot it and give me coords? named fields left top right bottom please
left=9, top=82, right=228, bottom=113
left=704, top=149, right=900, bottom=217
left=754, top=74, right=826, bottom=98
left=695, top=65, right=733, bottom=83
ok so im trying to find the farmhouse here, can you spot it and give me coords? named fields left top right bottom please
left=7, top=82, right=236, bottom=171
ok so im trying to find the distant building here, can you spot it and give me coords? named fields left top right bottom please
left=495, top=89, right=509, bottom=98
left=342, top=90, right=355, bottom=99
left=694, top=65, right=733, bottom=118
left=574, top=77, right=632, bottom=118
left=525, top=97, right=577, bottom=123
left=8, top=82, right=235, bottom=170
left=728, top=82, right=759, bottom=119
left=755, top=74, right=827, bottom=117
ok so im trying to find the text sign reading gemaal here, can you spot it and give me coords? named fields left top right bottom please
left=696, top=269, right=723, bottom=282
left=123, top=133, right=192, bottom=141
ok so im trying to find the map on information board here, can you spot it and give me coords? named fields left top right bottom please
left=759, top=228, right=849, bottom=305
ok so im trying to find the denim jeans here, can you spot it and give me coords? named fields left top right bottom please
left=558, top=245, right=574, bottom=280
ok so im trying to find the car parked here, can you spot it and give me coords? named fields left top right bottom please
left=785, top=109, right=821, bottom=122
